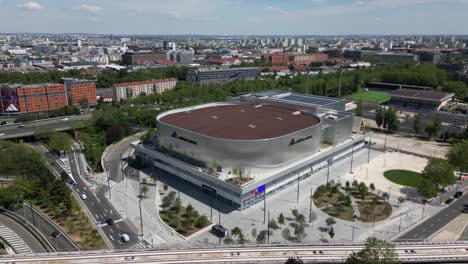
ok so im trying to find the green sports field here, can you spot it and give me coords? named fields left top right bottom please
left=345, top=90, right=391, bottom=104
left=383, top=170, right=426, bottom=188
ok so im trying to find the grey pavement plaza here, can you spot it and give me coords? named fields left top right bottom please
left=105, top=138, right=464, bottom=247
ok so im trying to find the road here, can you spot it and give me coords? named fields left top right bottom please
left=0, top=242, right=466, bottom=263
left=397, top=192, right=468, bottom=241
left=103, top=133, right=144, bottom=183
left=68, top=144, right=141, bottom=249
left=0, top=213, right=48, bottom=253
left=15, top=204, right=79, bottom=252
left=362, top=103, right=466, bottom=134
left=0, top=114, right=92, bottom=140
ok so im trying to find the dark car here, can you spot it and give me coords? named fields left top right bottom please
left=106, top=218, right=114, bottom=226
left=454, top=191, right=463, bottom=198
left=51, top=230, right=61, bottom=238
left=445, top=198, right=454, bottom=204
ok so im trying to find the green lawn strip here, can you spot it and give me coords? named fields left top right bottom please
left=383, top=170, right=425, bottom=188
left=345, top=90, right=391, bottom=104
left=35, top=198, right=106, bottom=250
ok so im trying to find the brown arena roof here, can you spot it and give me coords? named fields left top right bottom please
left=159, top=104, right=321, bottom=140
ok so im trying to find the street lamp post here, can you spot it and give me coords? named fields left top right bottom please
left=139, top=198, right=144, bottom=236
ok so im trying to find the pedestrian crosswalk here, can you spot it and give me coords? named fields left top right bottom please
left=128, top=240, right=151, bottom=250
left=0, top=224, right=33, bottom=254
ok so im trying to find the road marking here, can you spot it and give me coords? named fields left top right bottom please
left=430, top=224, right=434, bottom=227
left=110, top=229, right=114, bottom=234
left=104, top=209, right=108, bottom=213
left=91, top=201, right=94, bottom=206
left=95, top=214, right=99, bottom=219
left=110, top=236, right=114, bottom=241
left=118, top=240, right=122, bottom=245
left=115, top=219, right=124, bottom=224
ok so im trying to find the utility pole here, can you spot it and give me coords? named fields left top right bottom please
left=421, top=203, right=426, bottom=220
left=139, top=198, right=144, bottom=236
left=297, top=175, right=300, bottom=203
left=367, top=136, right=372, bottom=163
left=29, top=200, right=36, bottom=227
left=350, top=145, right=354, bottom=174
left=218, top=210, right=221, bottom=245
left=267, top=211, right=270, bottom=244
left=263, top=191, right=267, bottom=224
left=398, top=214, right=403, bottom=233
left=309, top=187, right=313, bottom=224
left=384, top=133, right=387, bottom=152
left=326, top=162, right=330, bottom=184
left=350, top=225, right=359, bottom=242
left=106, top=168, right=112, bottom=200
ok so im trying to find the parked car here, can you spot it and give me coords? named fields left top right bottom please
left=106, top=218, right=114, bottom=226
left=445, top=198, right=454, bottom=204
left=120, top=233, right=130, bottom=242
left=454, top=191, right=463, bottom=198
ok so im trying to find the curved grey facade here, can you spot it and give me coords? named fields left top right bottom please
left=156, top=103, right=322, bottom=174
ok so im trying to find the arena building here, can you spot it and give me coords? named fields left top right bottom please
left=132, top=91, right=368, bottom=210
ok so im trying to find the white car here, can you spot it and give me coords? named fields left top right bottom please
left=62, top=118, right=69, bottom=121
left=0, top=133, right=5, bottom=137
left=120, top=233, right=130, bottom=242
left=80, top=194, right=87, bottom=200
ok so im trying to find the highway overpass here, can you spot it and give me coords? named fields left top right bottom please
left=0, top=241, right=466, bottom=263
left=0, top=114, right=92, bottom=140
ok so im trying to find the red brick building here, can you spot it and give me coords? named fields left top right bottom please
left=62, top=79, right=97, bottom=107
left=1, top=84, right=68, bottom=113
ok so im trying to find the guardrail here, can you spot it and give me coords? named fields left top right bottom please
left=0, top=207, right=55, bottom=252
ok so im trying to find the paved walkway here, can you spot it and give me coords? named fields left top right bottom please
left=431, top=214, right=468, bottom=241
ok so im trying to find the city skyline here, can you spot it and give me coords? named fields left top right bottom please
left=1, top=0, right=468, bottom=35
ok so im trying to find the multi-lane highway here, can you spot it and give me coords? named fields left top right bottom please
left=0, top=242, right=466, bottom=263
left=30, top=142, right=141, bottom=250
left=0, top=114, right=92, bottom=139
left=67, top=144, right=142, bottom=249
left=397, top=192, right=468, bottom=241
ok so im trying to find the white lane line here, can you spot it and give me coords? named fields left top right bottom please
left=91, top=201, right=94, bottom=206
left=104, top=209, right=108, bottom=213
left=110, top=228, right=114, bottom=234
left=110, top=236, right=114, bottom=241
left=95, top=214, right=99, bottom=219
left=118, top=240, right=122, bottom=245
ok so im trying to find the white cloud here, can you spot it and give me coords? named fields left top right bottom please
left=264, top=6, right=289, bottom=15
left=17, top=2, right=43, bottom=10
left=78, top=4, right=102, bottom=14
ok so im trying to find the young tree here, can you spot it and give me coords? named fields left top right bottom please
left=294, top=223, right=306, bottom=242
left=231, top=227, right=242, bottom=241
left=174, top=197, right=182, bottom=213
left=346, top=237, right=399, bottom=264
left=251, top=228, right=257, bottom=239
left=282, top=227, right=291, bottom=241
left=358, top=182, right=369, bottom=200
left=447, top=141, right=468, bottom=181
left=278, top=213, right=285, bottom=226
left=291, top=209, right=299, bottom=219
left=345, top=181, right=351, bottom=190
left=79, top=97, right=89, bottom=110
left=140, top=185, right=149, bottom=198
left=375, top=106, right=384, bottom=130
left=433, top=118, right=442, bottom=136
left=326, top=217, right=336, bottom=227
left=413, top=113, right=423, bottom=134
left=369, top=183, right=375, bottom=192
left=328, top=227, right=335, bottom=239
left=355, top=99, right=364, bottom=117
left=269, top=219, right=280, bottom=230
left=386, top=107, right=400, bottom=132
left=425, top=123, right=435, bottom=139
left=196, top=215, right=209, bottom=228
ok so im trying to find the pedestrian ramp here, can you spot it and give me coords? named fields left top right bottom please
left=0, top=224, right=33, bottom=254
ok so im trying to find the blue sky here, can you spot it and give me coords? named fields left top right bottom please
left=1, top=0, right=467, bottom=35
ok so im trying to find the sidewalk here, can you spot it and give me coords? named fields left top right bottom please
left=109, top=167, right=185, bottom=246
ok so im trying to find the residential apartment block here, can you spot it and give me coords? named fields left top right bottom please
left=0, top=83, right=67, bottom=113
left=61, top=78, right=97, bottom=107
left=112, top=78, right=177, bottom=101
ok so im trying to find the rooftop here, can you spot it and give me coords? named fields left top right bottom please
left=390, top=88, right=454, bottom=102
left=159, top=103, right=320, bottom=140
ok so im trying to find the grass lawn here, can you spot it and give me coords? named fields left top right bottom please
left=345, top=90, right=391, bottom=104
left=384, top=170, right=425, bottom=188
left=314, top=190, right=354, bottom=222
